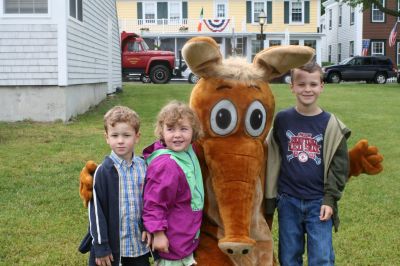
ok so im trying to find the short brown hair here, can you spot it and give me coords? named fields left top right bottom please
left=104, top=106, right=140, bottom=133
left=291, top=61, right=324, bottom=82
left=154, top=101, right=202, bottom=142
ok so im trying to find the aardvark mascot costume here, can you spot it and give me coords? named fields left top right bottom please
left=79, top=37, right=383, bottom=266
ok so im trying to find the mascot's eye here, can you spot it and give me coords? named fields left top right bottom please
left=245, top=100, right=267, bottom=137
left=210, top=99, right=237, bottom=136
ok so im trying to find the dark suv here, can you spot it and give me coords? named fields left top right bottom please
left=323, top=56, right=397, bottom=84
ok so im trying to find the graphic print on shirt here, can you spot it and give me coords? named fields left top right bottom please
left=286, top=130, right=322, bottom=165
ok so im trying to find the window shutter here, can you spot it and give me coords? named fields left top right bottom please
left=182, top=2, right=188, bottom=19
left=137, top=2, right=142, bottom=20
left=305, top=1, right=310, bottom=24
left=157, top=2, right=168, bottom=19
left=267, top=1, right=272, bottom=24
left=246, top=1, right=251, bottom=23
left=284, top=1, right=289, bottom=24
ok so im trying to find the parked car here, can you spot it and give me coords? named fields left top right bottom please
left=323, top=56, right=397, bottom=84
left=174, top=59, right=200, bottom=84
left=182, top=66, right=199, bottom=84
left=270, top=71, right=291, bottom=84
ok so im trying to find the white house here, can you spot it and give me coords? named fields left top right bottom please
left=0, top=0, right=121, bottom=122
left=321, top=0, right=363, bottom=64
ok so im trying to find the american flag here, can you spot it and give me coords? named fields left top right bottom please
left=389, top=22, right=398, bottom=47
left=362, top=39, right=370, bottom=56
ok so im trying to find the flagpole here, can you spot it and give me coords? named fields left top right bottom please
left=197, top=8, right=204, bottom=32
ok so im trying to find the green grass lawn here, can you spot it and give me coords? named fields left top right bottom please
left=0, top=82, right=399, bottom=265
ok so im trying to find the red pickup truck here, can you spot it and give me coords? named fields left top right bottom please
left=121, top=31, right=175, bottom=84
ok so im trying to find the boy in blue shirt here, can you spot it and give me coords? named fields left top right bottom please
left=265, top=62, right=350, bottom=265
left=84, top=106, right=151, bottom=266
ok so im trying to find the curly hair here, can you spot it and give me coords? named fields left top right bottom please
left=154, top=101, right=202, bottom=142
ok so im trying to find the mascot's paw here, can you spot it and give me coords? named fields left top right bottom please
left=348, top=139, right=383, bottom=177
left=79, top=160, right=97, bottom=207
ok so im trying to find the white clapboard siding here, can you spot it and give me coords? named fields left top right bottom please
left=0, top=1, right=121, bottom=121
left=67, top=0, right=121, bottom=90
left=322, top=1, right=363, bottom=63
left=0, top=24, right=58, bottom=86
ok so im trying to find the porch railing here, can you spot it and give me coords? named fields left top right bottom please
left=118, top=18, right=242, bottom=35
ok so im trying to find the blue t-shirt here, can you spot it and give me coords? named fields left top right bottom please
left=273, top=107, right=331, bottom=200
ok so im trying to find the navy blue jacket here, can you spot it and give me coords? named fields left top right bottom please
left=88, top=156, right=120, bottom=266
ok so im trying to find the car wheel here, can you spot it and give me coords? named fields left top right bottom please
left=374, top=73, right=387, bottom=84
left=328, top=72, right=341, bottom=83
left=188, top=73, right=199, bottom=84
left=150, top=65, right=171, bottom=84
left=282, top=74, right=291, bottom=84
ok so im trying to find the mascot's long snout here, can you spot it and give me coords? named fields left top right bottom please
left=202, top=137, right=264, bottom=256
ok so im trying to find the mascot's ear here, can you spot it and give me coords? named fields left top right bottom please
left=253, top=45, right=315, bottom=82
left=182, top=36, right=222, bottom=78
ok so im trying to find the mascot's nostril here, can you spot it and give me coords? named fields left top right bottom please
left=242, top=249, right=249, bottom=254
left=227, top=249, right=234, bottom=254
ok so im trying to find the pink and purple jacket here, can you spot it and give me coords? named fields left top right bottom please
left=142, top=140, right=204, bottom=260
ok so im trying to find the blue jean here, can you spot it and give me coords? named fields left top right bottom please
left=277, top=193, right=335, bottom=266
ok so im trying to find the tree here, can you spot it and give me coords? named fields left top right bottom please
left=341, top=0, right=400, bottom=17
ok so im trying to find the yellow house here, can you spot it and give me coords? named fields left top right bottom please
left=117, top=0, right=322, bottom=63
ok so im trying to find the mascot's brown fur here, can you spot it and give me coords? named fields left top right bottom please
left=80, top=37, right=383, bottom=265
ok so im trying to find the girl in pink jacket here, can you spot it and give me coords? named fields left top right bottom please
left=143, top=101, right=204, bottom=266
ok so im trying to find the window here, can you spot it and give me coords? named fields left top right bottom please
left=169, top=2, right=181, bottom=23
left=362, top=57, right=372, bottom=65
left=397, top=42, right=400, bottom=64
left=329, top=9, right=332, bottom=29
left=269, top=40, right=281, bottom=47
left=304, top=40, right=316, bottom=50
left=371, top=41, right=384, bottom=55
left=350, top=6, right=355, bottom=25
left=375, top=57, right=391, bottom=65
left=128, top=42, right=142, bottom=52
left=215, top=1, right=227, bottom=18
left=290, top=40, right=299, bottom=45
left=338, top=43, right=342, bottom=63
left=252, top=40, right=262, bottom=60
left=398, top=1, right=400, bottom=22
left=144, top=2, right=156, bottom=24
left=328, top=45, right=332, bottom=62
left=352, top=58, right=362, bottom=65
left=349, top=41, right=354, bottom=57
left=4, top=0, right=48, bottom=14
left=291, top=0, right=303, bottom=23
left=253, top=1, right=266, bottom=23
left=69, top=0, right=82, bottom=21
left=372, top=0, right=384, bottom=22
left=338, top=5, right=342, bottom=27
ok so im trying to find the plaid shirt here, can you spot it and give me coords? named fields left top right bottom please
left=109, top=151, right=148, bottom=258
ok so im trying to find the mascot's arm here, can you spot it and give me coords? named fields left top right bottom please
left=79, top=160, right=97, bottom=208
left=348, top=139, right=383, bottom=177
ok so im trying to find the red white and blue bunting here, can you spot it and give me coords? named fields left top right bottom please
left=203, top=19, right=230, bottom=32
